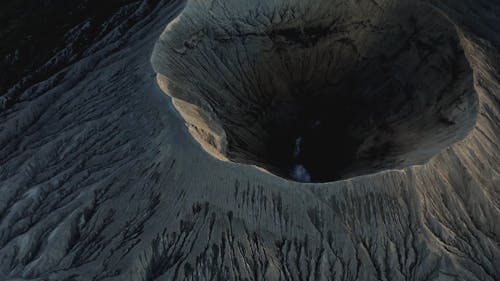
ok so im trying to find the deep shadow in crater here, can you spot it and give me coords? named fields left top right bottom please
left=244, top=29, right=475, bottom=182
left=266, top=92, right=391, bottom=183
left=263, top=53, right=475, bottom=182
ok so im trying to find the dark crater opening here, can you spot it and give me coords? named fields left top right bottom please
left=154, top=1, right=477, bottom=183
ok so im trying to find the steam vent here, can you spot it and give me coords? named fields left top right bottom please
left=0, top=0, right=499, bottom=280
left=152, top=0, right=477, bottom=182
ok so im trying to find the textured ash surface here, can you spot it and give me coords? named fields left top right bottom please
left=0, top=0, right=499, bottom=280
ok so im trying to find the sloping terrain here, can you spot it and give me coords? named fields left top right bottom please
left=0, top=0, right=159, bottom=107
left=0, top=0, right=499, bottom=280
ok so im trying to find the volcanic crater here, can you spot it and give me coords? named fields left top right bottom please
left=153, top=0, right=478, bottom=182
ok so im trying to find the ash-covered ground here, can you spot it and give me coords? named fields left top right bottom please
left=0, top=0, right=499, bottom=280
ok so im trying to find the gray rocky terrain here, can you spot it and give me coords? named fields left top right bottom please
left=0, top=0, right=499, bottom=280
